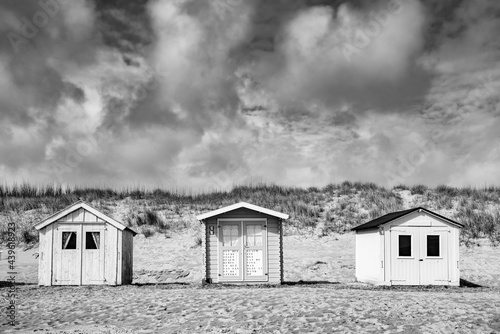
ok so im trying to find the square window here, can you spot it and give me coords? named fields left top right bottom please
left=86, top=232, right=100, bottom=249
left=62, top=232, right=77, bottom=249
left=427, top=235, right=440, bottom=257
left=398, top=235, right=411, bottom=257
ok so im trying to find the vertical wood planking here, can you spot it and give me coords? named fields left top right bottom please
left=48, top=224, right=54, bottom=286
left=121, top=231, right=126, bottom=284
left=38, top=228, right=46, bottom=285
left=129, top=231, right=134, bottom=284
left=83, top=210, right=98, bottom=222
left=79, top=223, right=83, bottom=285
left=116, top=229, right=123, bottom=285
left=105, top=224, right=118, bottom=285
left=121, top=231, right=133, bottom=284
left=52, top=223, right=59, bottom=285
left=72, top=209, right=85, bottom=222
left=58, top=213, right=71, bottom=222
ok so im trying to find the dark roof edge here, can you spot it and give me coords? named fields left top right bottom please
left=351, top=207, right=463, bottom=231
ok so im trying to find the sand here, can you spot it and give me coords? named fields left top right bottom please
left=3, top=284, right=500, bottom=333
left=2, top=233, right=500, bottom=333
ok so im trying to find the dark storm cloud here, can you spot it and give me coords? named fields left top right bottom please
left=93, top=0, right=153, bottom=54
left=0, top=0, right=95, bottom=124
left=0, top=0, right=499, bottom=187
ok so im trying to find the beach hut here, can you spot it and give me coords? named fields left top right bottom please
left=35, top=201, right=137, bottom=286
left=351, top=207, right=463, bottom=286
left=196, top=202, right=289, bottom=284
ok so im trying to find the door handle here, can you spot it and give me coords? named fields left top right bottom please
left=419, top=259, right=423, bottom=261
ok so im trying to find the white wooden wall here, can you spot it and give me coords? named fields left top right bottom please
left=355, top=230, right=383, bottom=284
left=354, top=211, right=461, bottom=286
left=38, top=224, right=54, bottom=286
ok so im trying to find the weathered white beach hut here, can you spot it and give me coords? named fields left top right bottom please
left=351, top=207, right=462, bottom=286
left=35, top=201, right=137, bottom=286
left=196, top=202, right=289, bottom=284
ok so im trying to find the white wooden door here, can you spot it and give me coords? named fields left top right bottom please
left=219, top=221, right=242, bottom=281
left=81, top=226, right=105, bottom=284
left=390, top=227, right=450, bottom=285
left=53, top=224, right=81, bottom=285
left=390, top=228, right=419, bottom=285
left=243, top=221, right=267, bottom=282
left=419, top=227, right=449, bottom=285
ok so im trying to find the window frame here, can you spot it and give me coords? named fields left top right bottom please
left=84, top=231, right=101, bottom=250
left=61, top=231, right=78, bottom=250
left=397, top=234, right=414, bottom=258
left=425, top=234, right=443, bottom=258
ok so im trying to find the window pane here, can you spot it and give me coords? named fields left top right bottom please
left=427, top=235, right=440, bottom=257
left=246, top=224, right=263, bottom=247
left=62, top=232, right=77, bottom=249
left=398, top=235, right=411, bottom=256
left=86, top=232, right=100, bottom=249
left=222, top=225, right=239, bottom=246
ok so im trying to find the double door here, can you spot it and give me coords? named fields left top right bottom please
left=218, top=219, right=268, bottom=282
left=390, top=227, right=450, bottom=285
left=52, top=223, right=105, bottom=285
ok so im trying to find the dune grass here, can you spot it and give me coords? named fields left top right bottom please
left=0, top=182, right=499, bottom=246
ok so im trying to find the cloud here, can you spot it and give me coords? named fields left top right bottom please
left=245, top=0, right=430, bottom=112
left=0, top=0, right=499, bottom=189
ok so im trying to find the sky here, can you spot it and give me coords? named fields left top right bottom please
left=0, top=0, right=499, bottom=190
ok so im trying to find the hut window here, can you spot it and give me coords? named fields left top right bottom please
left=222, top=224, right=239, bottom=246
left=426, top=235, right=440, bottom=257
left=398, top=235, right=411, bottom=257
left=85, top=232, right=100, bottom=249
left=246, top=224, right=263, bottom=247
left=62, top=232, right=77, bottom=249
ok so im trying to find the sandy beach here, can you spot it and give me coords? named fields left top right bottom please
left=4, top=284, right=500, bottom=333
left=2, top=233, right=500, bottom=333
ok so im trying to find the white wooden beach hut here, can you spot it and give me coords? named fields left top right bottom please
left=196, top=202, right=289, bottom=284
left=35, top=201, right=137, bottom=286
left=351, top=207, right=463, bottom=286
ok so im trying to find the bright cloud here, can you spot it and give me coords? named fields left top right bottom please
left=0, top=0, right=499, bottom=189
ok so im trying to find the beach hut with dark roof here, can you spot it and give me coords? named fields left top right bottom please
left=35, top=201, right=137, bottom=286
left=351, top=207, right=462, bottom=286
left=196, top=202, right=289, bottom=284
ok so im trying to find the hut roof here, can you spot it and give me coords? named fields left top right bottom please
left=35, top=200, right=137, bottom=235
left=196, top=202, right=289, bottom=220
left=351, top=207, right=463, bottom=231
